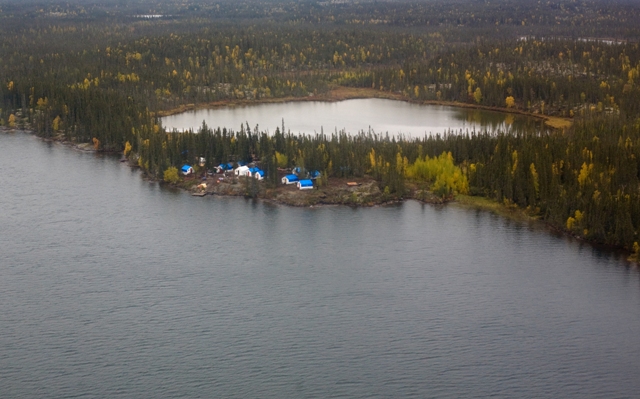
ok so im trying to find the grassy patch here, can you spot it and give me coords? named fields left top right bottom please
left=323, top=86, right=404, bottom=101
left=454, top=195, right=537, bottom=222
left=544, top=116, right=573, bottom=130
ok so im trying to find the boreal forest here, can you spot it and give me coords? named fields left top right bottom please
left=3, top=0, right=640, bottom=253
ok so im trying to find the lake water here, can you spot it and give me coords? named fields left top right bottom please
left=1, top=131, right=640, bottom=398
left=161, top=98, right=546, bottom=136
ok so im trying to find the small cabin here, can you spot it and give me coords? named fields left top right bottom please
left=216, top=163, right=234, bottom=174
left=297, top=179, right=314, bottom=190
left=234, top=165, right=250, bottom=176
left=254, top=170, right=265, bottom=180
left=282, top=174, right=299, bottom=185
left=181, top=164, right=194, bottom=176
left=248, top=167, right=263, bottom=178
left=309, top=170, right=321, bottom=180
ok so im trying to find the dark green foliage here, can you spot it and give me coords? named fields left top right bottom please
left=130, top=114, right=640, bottom=249
left=3, top=0, right=640, bottom=250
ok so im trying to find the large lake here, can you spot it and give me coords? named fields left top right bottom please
left=1, top=132, right=640, bottom=398
left=161, top=98, right=547, bottom=135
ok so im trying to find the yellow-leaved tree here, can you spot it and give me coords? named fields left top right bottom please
left=275, top=151, right=288, bottom=168
left=473, top=87, right=482, bottom=104
left=124, top=141, right=132, bottom=156
left=505, top=96, right=515, bottom=108
left=52, top=116, right=61, bottom=131
left=406, top=151, right=469, bottom=197
left=163, top=167, right=180, bottom=184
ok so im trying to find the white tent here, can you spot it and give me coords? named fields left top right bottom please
left=234, top=165, right=250, bottom=176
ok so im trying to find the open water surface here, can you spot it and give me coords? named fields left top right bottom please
left=1, top=132, right=640, bottom=398
left=161, top=98, right=546, bottom=136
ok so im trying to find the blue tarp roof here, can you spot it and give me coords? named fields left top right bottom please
left=181, top=164, right=192, bottom=172
left=299, top=179, right=313, bottom=186
left=309, top=170, right=321, bottom=178
left=284, top=174, right=298, bottom=181
left=255, top=170, right=265, bottom=177
left=249, top=167, right=260, bottom=173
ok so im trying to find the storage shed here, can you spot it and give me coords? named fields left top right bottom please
left=181, top=164, right=194, bottom=176
left=216, top=163, right=234, bottom=174
left=297, top=179, right=314, bottom=190
left=282, top=174, right=299, bottom=185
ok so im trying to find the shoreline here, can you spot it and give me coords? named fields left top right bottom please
left=155, top=86, right=573, bottom=131
left=453, top=194, right=636, bottom=262
left=169, top=172, right=451, bottom=208
left=179, top=174, right=635, bottom=263
left=6, top=96, right=626, bottom=260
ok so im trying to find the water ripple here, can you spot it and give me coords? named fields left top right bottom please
left=1, top=133, right=639, bottom=398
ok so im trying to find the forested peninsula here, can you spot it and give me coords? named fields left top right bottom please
left=2, top=0, right=640, bottom=255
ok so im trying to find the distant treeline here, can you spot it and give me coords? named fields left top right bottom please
left=2, top=0, right=640, bottom=251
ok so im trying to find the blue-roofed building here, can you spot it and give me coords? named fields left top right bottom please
left=282, top=174, right=299, bottom=185
left=181, top=164, right=194, bottom=175
left=297, top=179, right=314, bottom=190
left=248, top=167, right=264, bottom=179
left=216, top=163, right=234, bottom=173
left=309, top=170, right=321, bottom=180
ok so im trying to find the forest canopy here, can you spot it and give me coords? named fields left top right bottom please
left=2, top=0, right=640, bottom=251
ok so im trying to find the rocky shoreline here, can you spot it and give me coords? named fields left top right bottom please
left=0, top=126, right=447, bottom=207
left=176, top=172, right=449, bottom=207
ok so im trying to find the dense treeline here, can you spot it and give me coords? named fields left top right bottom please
left=3, top=0, right=640, bottom=251
left=130, top=111, right=640, bottom=248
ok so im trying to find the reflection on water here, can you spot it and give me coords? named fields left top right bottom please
left=504, top=114, right=515, bottom=126
left=162, top=98, right=548, bottom=136
left=453, top=107, right=540, bottom=133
